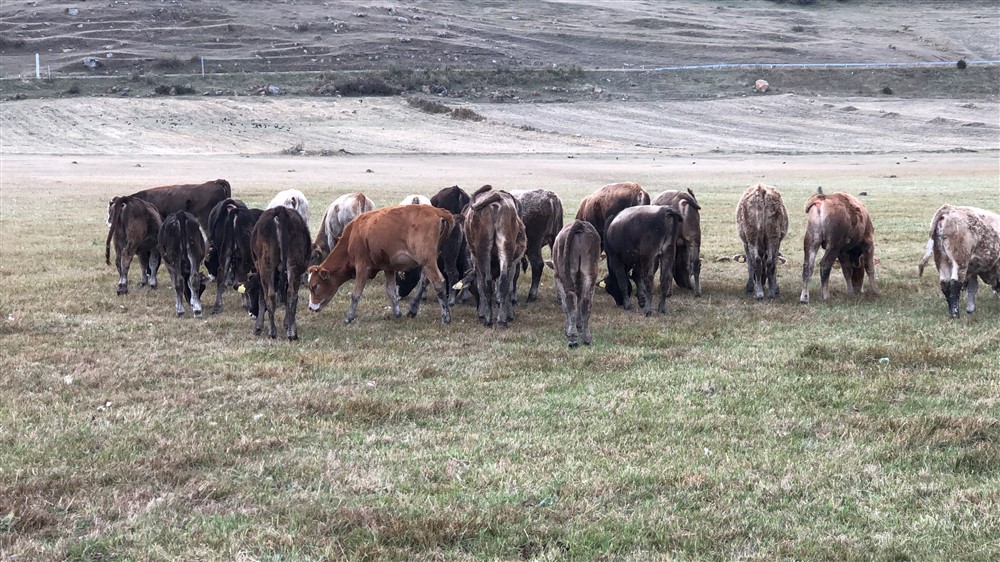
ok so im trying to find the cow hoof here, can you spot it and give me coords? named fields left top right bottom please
left=117, top=286, right=128, bottom=296
left=254, top=328, right=262, bottom=336
left=755, top=295, right=765, bottom=302
left=497, top=320, right=508, bottom=328
left=149, top=284, right=158, bottom=290
left=288, top=334, right=298, bottom=341
left=643, top=310, right=652, bottom=317
left=582, top=338, right=592, bottom=346
left=193, top=310, right=202, bottom=318
left=406, top=311, right=418, bottom=318
left=567, top=340, right=579, bottom=349
left=211, top=306, right=222, bottom=315
left=343, top=317, right=355, bottom=325
left=176, top=311, right=185, bottom=317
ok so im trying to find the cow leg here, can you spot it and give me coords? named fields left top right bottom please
left=640, top=262, right=654, bottom=317
left=941, top=279, right=961, bottom=318
left=344, top=267, right=372, bottom=324
left=766, top=255, right=780, bottom=300
left=966, top=276, right=978, bottom=314
left=138, top=251, right=151, bottom=287
left=187, top=252, right=203, bottom=317
left=817, top=250, right=837, bottom=301
left=407, top=274, right=429, bottom=318
left=609, top=255, right=632, bottom=310
left=510, top=262, right=521, bottom=306
left=691, top=250, right=702, bottom=297
left=563, top=289, right=579, bottom=348
left=422, top=263, right=451, bottom=324
left=865, top=252, right=881, bottom=297
left=580, top=283, right=594, bottom=346
left=800, top=239, right=820, bottom=304
left=497, top=260, right=513, bottom=328
left=147, top=251, right=160, bottom=289
left=527, top=249, right=544, bottom=303
left=750, top=249, right=765, bottom=301
left=284, top=269, right=299, bottom=340
left=253, top=287, right=266, bottom=335
left=116, top=249, right=133, bottom=296
left=657, top=255, right=672, bottom=314
left=265, top=284, right=278, bottom=338
left=743, top=243, right=756, bottom=295
left=169, top=266, right=186, bottom=316
left=384, top=272, right=402, bottom=319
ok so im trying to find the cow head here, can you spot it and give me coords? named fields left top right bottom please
left=307, top=265, right=351, bottom=312
left=239, top=274, right=261, bottom=318
left=600, top=273, right=630, bottom=307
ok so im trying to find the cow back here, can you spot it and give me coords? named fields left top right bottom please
left=133, top=179, right=231, bottom=232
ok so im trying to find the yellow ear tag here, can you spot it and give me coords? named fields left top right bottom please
left=237, top=284, right=246, bottom=294
left=452, top=281, right=464, bottom=291
left=598, top=280, right=606, bottom=288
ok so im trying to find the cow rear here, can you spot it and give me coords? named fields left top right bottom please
left=736, top=183, right=788, bottom=301
left=158, top=211, right=207, bottom=317
left=553, top=220, right=601, bottom=347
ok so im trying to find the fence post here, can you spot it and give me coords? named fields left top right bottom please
left=35, top=53, right=40, bottom=79
left=201, top=56, right=205, bottom=77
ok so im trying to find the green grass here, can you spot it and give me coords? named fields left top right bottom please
left=1, top=160, right=998, bottom=560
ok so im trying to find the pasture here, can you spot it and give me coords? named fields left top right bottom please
left=1, top=151, right=998, bottom=560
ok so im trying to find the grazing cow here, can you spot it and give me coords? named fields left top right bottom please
left=105, top=195, right=163, bottom=295
left=158, top=211, right=207, bottom=317
left=308, top=205, right=456, bottom=325
left=460, top=186, right=527, bottom=327
left=312, top=192, right=377, bottom=265
left=400, top=194, right=432, bottom=206
left=918, top=205, right=1000, bottom=317
left=267, top=189, right=310, bottom=228
left=800, top=190, right=880, bottom=303
left=735, top=183, right=789, bottom=301
left=109, top=179, right=232, bottom=233
left=552, top=220, right=601, bottom=348
left=401, top=185, right=473, bottom=304
left=511, top=189, right=564, bottom=303
left=652, top=188, right=703, bottom=297
left=247, top=206, right=312, bottom=339
left=575, top=181, right=650, bottom=248
left=205, top=199, right=265, bottom=314
left=602, top=205, right=683, bottom=316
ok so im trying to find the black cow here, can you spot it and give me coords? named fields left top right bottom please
left=603, top=205, right=683, bottom=316
left=247, top=206, right=312, bottom=340
left=511, top=189, right=564, bottom=303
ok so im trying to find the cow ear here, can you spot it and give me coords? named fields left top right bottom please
left=319, top=269, right=329, bottom=280
left=308, top=264, right=320, bottom=274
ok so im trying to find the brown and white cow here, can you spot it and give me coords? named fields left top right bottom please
left=461, top=186, right=527, bottom=327
left=311, top=192, right=377, bottom=265
left=575, top=181, right=650, bottom=249
left=110, top=179, right=232, bottom=233
left=602, top=205, right=683, bottom=316
left=800, top=190, right=880, bottom=304
left=918, top=204, right=1000, bottom=317
left=552, top=220, right=601, bottom=347
left=652, top=188, right=703, bottom=297
left=511, top=188, right=564, bottom=303
left=735, top=183, right=788, bottom=301
left=158, top=211, right=207, bottom=317
left=307, top=205, right=456, bottom=325
left=247, top=206, right=312, bottom=339
left=266, top=189, right=310, bottom=229
left=105, top=195, right=163, bottom=295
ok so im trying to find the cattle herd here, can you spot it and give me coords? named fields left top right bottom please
left=104, top=179, right=1000, bottom=346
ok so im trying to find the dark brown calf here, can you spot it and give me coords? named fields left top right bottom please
left=249, top=206, right=312, bottom=339
left=105, top=195, right=163, bottom=295
left=603, top=205, right=682, bottom=316
left=575, top=181, right=650, bottom=249
left=158, top=211, right=207, bottom=317
left=552, top=220, right=601, bottom=347
left=652, top=188, right=702, bottom=297
left=800, top=191, right=879, bottom=303
left=308, top=205, right=456, bottom=325
left=511, top=189, right=564, bottom=303
left=461, top=186, right=527, bottom=327
left=112, top=179, right=232, bottom=233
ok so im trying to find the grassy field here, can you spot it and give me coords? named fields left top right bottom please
left=1, top=155, right=998, bottom=560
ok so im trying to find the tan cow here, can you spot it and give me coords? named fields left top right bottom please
left=308, top=205, right=456, bottom=324
left=462, top=186, right=527, bottom=327
left=736, top=183, right=788, bottom=300
left=575, top=181, right=650, bottom=249
left=918, top=204, right=1000, bottom=317
left=552, top=220, right=601, bottom=347
left=800, top=190, right=879, bottom=303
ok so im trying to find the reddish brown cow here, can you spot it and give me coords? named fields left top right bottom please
left=652, top=188, right=703, bottom=297
left=312, top=192, right=377, bottom=265
left=552, top=220, right=601, bottom=347
left=735, top=183, right=788, bottom=301
left=105, top=195, right=163, bottom=295
left=110, top=179, right=232, bottom=233
left=575, top=181, right=650, bottom=248
left=248, top=206, right=312, bottom=339
left=800, top=190, right=880, bottom=303
left=461, top=186, right=527, bottom=327
left=307, top=205, right=456, bottom=325
left=511, top=189, right=564, bottom=303
left=918, top=205, right=1000, bottom=317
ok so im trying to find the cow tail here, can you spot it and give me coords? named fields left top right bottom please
left=275, top=213, right=289, bottom=305
left=105, top=200, right=122, bottom=265
left=918, top=211, right=944, bottom=276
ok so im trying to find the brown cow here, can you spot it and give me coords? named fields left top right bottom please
left=511, top=188, right=564, bottom=303
left=461, top=186, right=527, bottom=327
left=307, top=205, right=456, bottom=325
left=735, top=183, right=788, bottom=301
left=158, top=211, right=207, bottom=317
left=575, top=181, right=650, bottom=248
left=312, top=192, right=377, bottom=265
left=800, top=190, right=880, bottom=304
left=105, top=195, right=163, bottom=295
left=248, top=206, right=312, bottom=339
left=110, top=179, right=232, bottom=233
left=552, top=220, right=601, bottom=347
left=652, top=188, right=703, bottom=297
left=918, top=205, right=1000, bottom=317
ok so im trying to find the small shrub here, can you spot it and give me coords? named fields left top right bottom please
left=450, top=107, right=485, bottom=122
left=65, top=83, right=81, bottom=95
left=0, top=36, right=27, bottom=49
left=152, top=56, right=184, bottom=71
left=956, top=59, right=967, bottom=70
left=293, top=22, right=309, bottom=33
left=791, top=25, right=806, bottom=32
left=153, top=84, right=195, bottom=95
left=881, top=86, right=893, bottom=95
left=281, top=143, right=305, bottom=155
left=336, top=77, right=401, bottom=97
left=407, top=97, right=451, bottom=114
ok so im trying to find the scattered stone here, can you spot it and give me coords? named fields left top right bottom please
left=365, top=168, right=373, bottom=173
left=754, top=79, right=769, bottom=93
left=841, top=106, right=859, bottom=111
left=82, top=56, right=102, bottom=69
left=66, top=7, right=79, bottom=16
